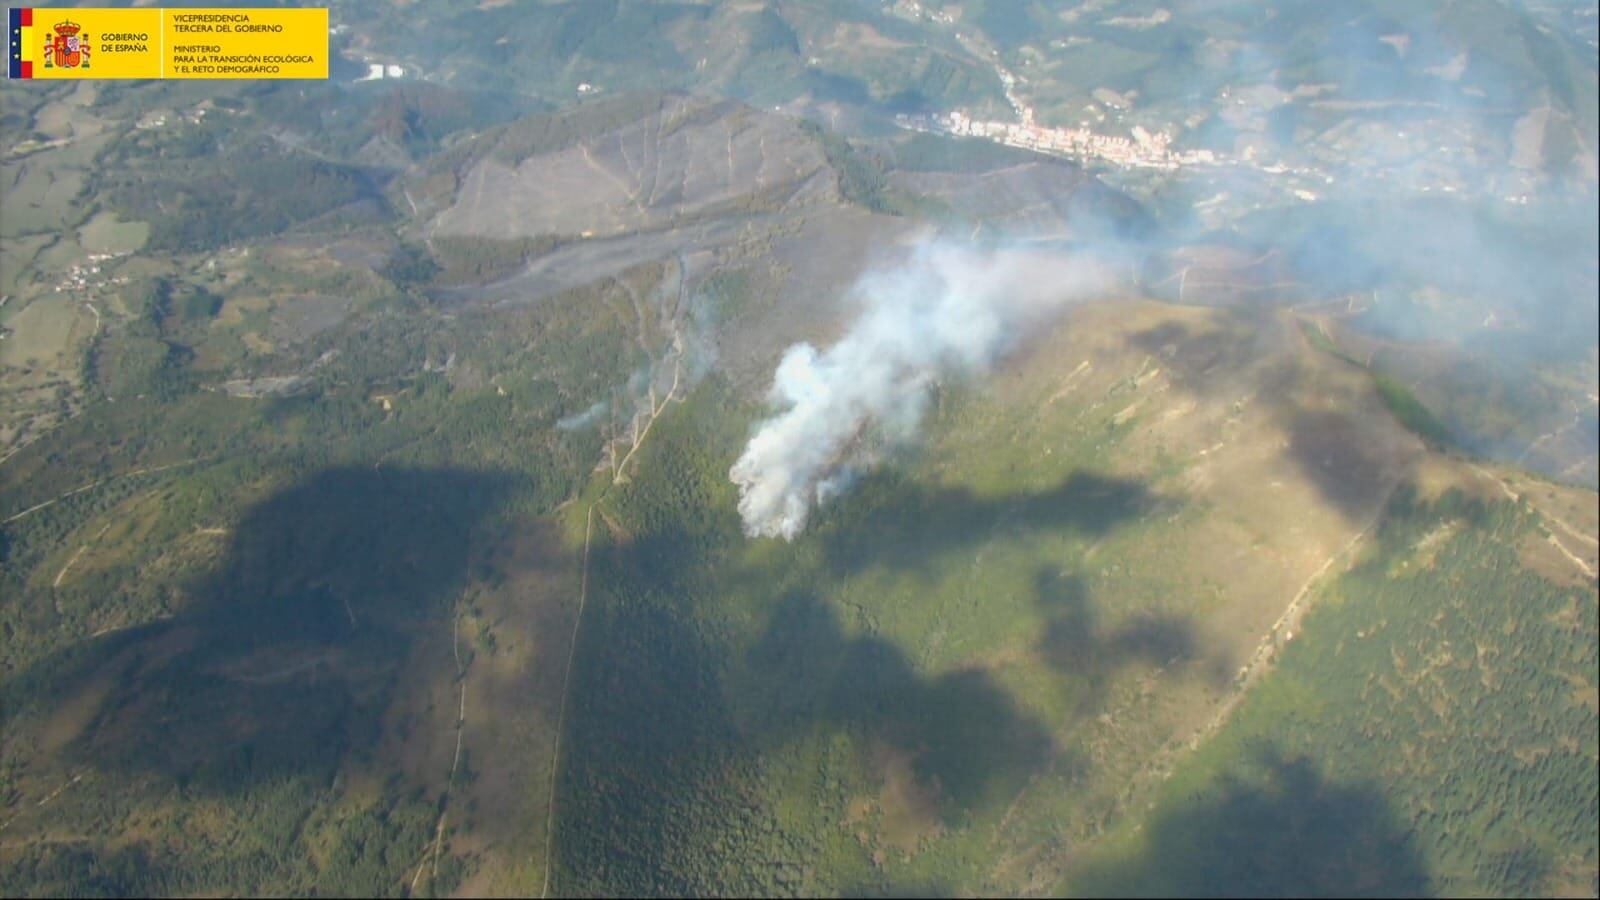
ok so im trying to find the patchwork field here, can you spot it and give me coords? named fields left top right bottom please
left=1, top=25, right=1594, bottom=893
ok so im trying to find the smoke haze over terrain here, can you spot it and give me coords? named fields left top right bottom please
left=1109, top=0, right=1599, bottom=480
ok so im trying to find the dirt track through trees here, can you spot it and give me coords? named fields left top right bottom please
left=540, top=503, right=596, bottom=899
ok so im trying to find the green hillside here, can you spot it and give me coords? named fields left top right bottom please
left=2, top=1, right=1597, bottom=893
left=1068, top=486, right=1599, bottom=897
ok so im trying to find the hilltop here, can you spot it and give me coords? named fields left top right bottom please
left=1, top=4, right=1596, bottom=894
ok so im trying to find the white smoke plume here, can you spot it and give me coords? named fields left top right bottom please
left=730, top=241, right=1121, bottom=540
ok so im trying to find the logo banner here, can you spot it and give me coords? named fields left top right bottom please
left=9, top=7, right=328, bottom=79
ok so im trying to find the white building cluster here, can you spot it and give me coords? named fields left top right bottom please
left=901, top=109, right=1218, bottom=171
left=359, top=62, right=405, bottom=80
left=52, top=254, right=129, bottom=295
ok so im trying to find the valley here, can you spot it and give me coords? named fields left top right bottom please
left=1, top=2, right=1595, bottom=896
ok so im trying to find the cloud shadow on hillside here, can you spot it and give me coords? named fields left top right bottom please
left=552, top=467, right=1177, bottom=894
left=812, top=469, right=1168, bottom=578
left=752, top=591, right=1055, bottom=813
left=1127, top=313, right=1417, bottom=520
left=4, top=465, right=515, bottom=795
left=552, top=571, right=1056, bottom=895
left=1069, top=748, right=1430, bottom=898
left=1035, top=569, right=1203, bottom=701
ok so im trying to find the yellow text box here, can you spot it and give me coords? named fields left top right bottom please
left=164, top=8, right=327, bottom=79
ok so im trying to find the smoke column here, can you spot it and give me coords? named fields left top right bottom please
left=730, top=242, right=1119, bottom=540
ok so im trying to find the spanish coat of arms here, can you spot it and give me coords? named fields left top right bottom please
left=43, top=20, right=90, bottom=69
